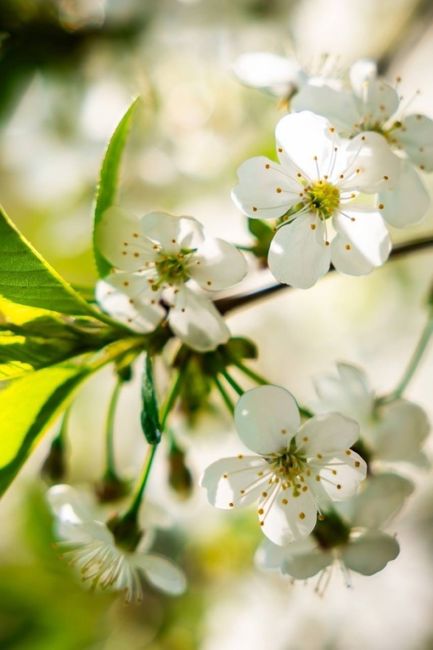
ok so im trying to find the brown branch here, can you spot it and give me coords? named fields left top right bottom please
left=216, top=235, right=433, bottom=315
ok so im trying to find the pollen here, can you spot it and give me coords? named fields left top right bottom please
left=281, top=498, right=289, bottom=505
left=299, top=512, right=306, bottom=520
left=345, top=244, right=351, bottom=251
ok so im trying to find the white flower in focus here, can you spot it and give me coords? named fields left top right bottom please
left=232, top=111, right=400, bottom=288
left=96, top=208, right=247, bottom=351
left=47, top=485, right=186, bottom=601
left=256, top=472, right=410, bottom=583
left=292, top=61, right=433, bottom=226
left=313, top=362, right=430, bottom=467
left=201, top=385, right=366, bottom=545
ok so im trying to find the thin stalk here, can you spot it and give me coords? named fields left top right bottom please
left=232, top=360, right=268, bottom=385
left=389, top=311, right=433, bottom=399
left=213, top=376, right=235, bottom=414
left=160, top=372, right=183, bottom=430
left=104, top=378, right=123, bottom=480
left=220, top=369, right=244, bottom=396
left=122, top=445, right=157, bottom=521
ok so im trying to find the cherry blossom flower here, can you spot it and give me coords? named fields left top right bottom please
left=232, top=111, right=400, bottom=288
left=256, top=472, right=410, bottom=584
left=292, top=62, right=433, bottom=226
left=201, top=385, right=366, bottom=546
left=312, top=363, right=430, bottom=467
left=48, top=485, right=186, bottom=602
left=96, top=208, right=247, bottom=351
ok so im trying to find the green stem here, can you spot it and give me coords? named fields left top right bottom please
left=220, top=369, right=244, bottom=396
left=389, top=310, right=433, bottom=399
left=122, top=444, right=157, bottom=521
left=160, top=372, right=183, bottom=430
left=213, top=376, right=235, bottom=414
left=232, top=360, right=268, bottom=385
left=104, top=377, right=123, bottom=480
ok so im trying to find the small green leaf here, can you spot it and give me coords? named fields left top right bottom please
left=247, top=218, right=274, bottom=261
left=0, top=206, right=97, bottom=315
left=0, top=364, right=90, bottom=496
left=140, top=355, right=161, bottom=445
left=93, top=97, right=141, bottom=277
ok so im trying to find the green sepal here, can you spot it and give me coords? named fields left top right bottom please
left=140, top=354, right=161, bottom=445
left=247, top=219, right=275, bottom=262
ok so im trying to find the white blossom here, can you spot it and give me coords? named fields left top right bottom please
left=292, top=61, right=433, bottom=226
left=95, top=208, right=247, bottom=351
left=232, top=111, right=400, bottom=288
left=47, top=485, right=186, bottom=601
left=256, top=472, right=410, bottom=583
left=312, top=362, right=430, bottom=467
left=201, top=385, right=366, bottom=546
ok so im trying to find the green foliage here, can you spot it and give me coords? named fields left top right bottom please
left=247, top=218, right=275, bottom=261
left=140, top=354, right=162, bottom=444
left=0, top=363, right=90, bottom=496
left=93, top=97, right=141, bottom=277
left=0, top=206, right=96, bottom=316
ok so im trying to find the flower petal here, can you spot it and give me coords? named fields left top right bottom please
left=379, top=160, right=430, bottom=228
left=136, top=554, right=187, bottom=595
left=394, top=114, right=433, bottom=172
left=189, top=238, right=247, bottom=290
left=200, top=456, right=270, bottom=509
left=139, top=212, right=204, bottom=252
left=349, top=59, right=377, bottom=95
left=341, top=530, right=399, bottom=576
left=313, top=362, right=374, bottom=424
left=339, top=133, right=400, bottom=193
left=275, top=111, right=339, bottom=181
left=261, top=488, right=317, bottom=545
left=375, top=399, right=430, bottom=463
left=356, top=79, right=399, bottom=123
left=331, top=209, right=391, bottom=276
left=96, top=279, right=164, bottom=333
left=350, top=472, right=414, bottom=529
left=234, top=385, right=301, bottom=455
left=232, top=156, right=300, bottom=219
left=296, top=412, right=360, bottom=456
left=292, top=84, right=359, bottom=134
left=169, top=286, right=230, bottom=352
left=232, top=52, right=306, bottom=96
left=96, top=207, right=156, bottom=272
left=315, top=450, right=367, bottom=501
left=268, top=215, right=331, bottom=289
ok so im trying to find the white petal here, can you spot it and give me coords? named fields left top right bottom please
left=136, top=554, right=187, bottom=595
left=139, top=212, right=204, bottom=252
left=356, top=79, right=399, bottom=123
left=232, top=52, right=306, bottom=96
left=254, top=538, right=291, bottom=571
left=255, top=537, right=331, bottom=579
left=374, top=399, right=430, bottom=462
left=268, top=215, right=331, bottom=289
left=296, top=412, right=360, bottom=456
left=96, top=279, right=164, bottom=333
left=261, top=488, right=317, bottom=545
left=189, top=238, right=247, bottom=290
left=341, top=530, right=399, bottom=576
left=47, top=484, right=95, bottom=524
left=315, top=450, right=367, bottom=501
left=350, top=472, right=414, bottom=528
left=312, top=363, right=374, bottom=424
left=96, top=207, right=156, bottom=271
left=339, top=133, right=401, bottom=193
left=200, top=456, right=270, bottom=509
left=232, top=156, right=300, bottom=219
left=394, top=114, right=433, bottom=172
left=168, top=287, right=230, bottom=352
left=379, top=160, right=430, bottom=228
left=234, top=385, right=300, bottom=455
left=349, top=59, right=377, bottom=95
left=292, top=85, right=359, bottom=134
left=275, top=111, right=340, bottom=181
left=331, top=209, right=391, bottom=276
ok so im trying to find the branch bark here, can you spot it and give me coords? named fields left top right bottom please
left=216, top=235, right=433, bottom=315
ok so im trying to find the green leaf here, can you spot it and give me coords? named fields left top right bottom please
left=247, top=218, right=274, bottom=261
left=0, top=206, right=97, bottom=315
left=0, top=364, right=90, bottom=496
left=140, top=355, right=161, bottom=445
left=93, top=97, right=141, bottom=277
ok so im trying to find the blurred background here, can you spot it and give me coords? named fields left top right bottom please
left=1, top=0, right=433, bottom=648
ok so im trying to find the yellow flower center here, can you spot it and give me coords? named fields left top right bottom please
left=306, top=181, right=340, bottom=219
left=154, top=251, right=191, bottom=288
